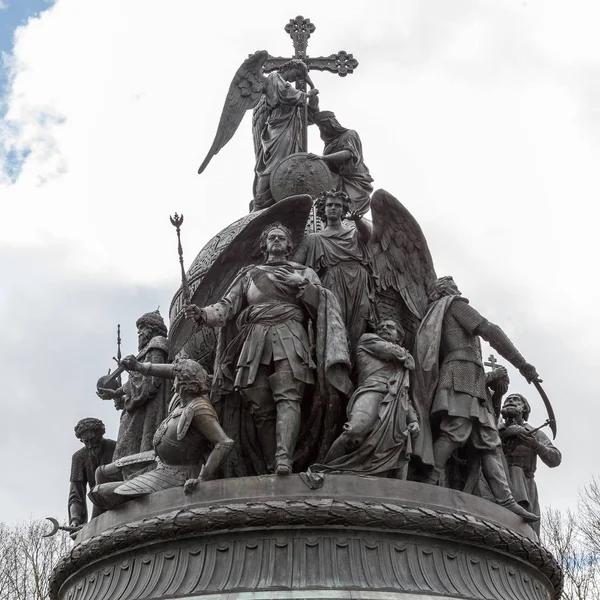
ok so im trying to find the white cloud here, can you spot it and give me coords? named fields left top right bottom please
left=0, top=0, right=598, bottom=520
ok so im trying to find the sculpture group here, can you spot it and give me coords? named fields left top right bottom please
left=59, top=16, right=561, bottom=541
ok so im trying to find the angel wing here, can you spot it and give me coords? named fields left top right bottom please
left=369, top=189, right=437, bottom=337
left=198, top=50, right=269, bottom=174
left=252, top=94, right=269, bottom=158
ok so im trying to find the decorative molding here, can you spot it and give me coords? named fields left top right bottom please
left=51, top=499, right=562, bottom=599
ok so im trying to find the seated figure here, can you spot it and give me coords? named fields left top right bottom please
left=89, top=358, right=233, bottom=510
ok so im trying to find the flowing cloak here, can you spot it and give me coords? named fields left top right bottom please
left=253, top=73, right=305, bottom=197
left=209, top=263, right=353, bottom=476
left=299, top=227, right=378, bottom=355
left=411, top=295, right=456, bottom=468
left=113, top=336, right=170, bottom=471
left=323, top=129, right=374, bottom=215
left=313, top=334, right=417, bottom=475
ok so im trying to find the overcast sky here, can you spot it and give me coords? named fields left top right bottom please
left=1, top=0, right=598, bottom=524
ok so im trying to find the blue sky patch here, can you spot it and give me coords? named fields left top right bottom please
left=0, top=0, right=56, bottom=182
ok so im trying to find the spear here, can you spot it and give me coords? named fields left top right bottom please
left=170, top=213, right=191, bottom=305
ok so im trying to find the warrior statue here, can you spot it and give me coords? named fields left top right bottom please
left=68, top=418, right=116, bottom=528
left=293, top=190, right=378, bottom=357
left=184, top=222, right=352, bottom=475
left=412, top=276, right=540, bottom=522
left=316, top=318, right=419, bottom=477
left=89, top=359, right=233, bottom=509
left=97, top=310, right=170, bottom=478
left=308, top=110, right=374, bottom=215
left=198, top=52, right=319, bottom=210
left=500, top=393, right=562, bottom=533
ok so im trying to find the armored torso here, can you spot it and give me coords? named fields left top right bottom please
left=153, top=397, right=213, bottom=465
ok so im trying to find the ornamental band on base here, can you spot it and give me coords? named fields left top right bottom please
left=49, top=15, right=562, bottom=600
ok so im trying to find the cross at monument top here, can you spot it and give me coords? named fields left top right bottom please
left=263, top=15, right=359, bottom=80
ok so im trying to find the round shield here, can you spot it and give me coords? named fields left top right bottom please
left=270, top=152, right=334, bottom=202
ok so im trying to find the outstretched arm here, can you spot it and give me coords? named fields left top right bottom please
left=476, top=320, right=539, bottom=382
left=320, top=150, right=353, bottom=163
left=451, top=300, right=539, bottom=382
left=121, top=356, right=174, bottom=380
left=185, top=271, right=247, bottom=327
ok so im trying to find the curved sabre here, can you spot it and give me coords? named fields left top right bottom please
left=43, top=517, right=60, bottom=538
left=532, top=380, right=557, bottom=439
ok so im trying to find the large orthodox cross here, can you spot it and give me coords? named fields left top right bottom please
left=263, top=15, right=359, bottom=152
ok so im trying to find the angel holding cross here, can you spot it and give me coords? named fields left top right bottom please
left=198, top=52, right=319, bottom=211
left=197, top=16, right=361, bottom=211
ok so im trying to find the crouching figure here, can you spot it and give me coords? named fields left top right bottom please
left=89, top=358, right=233, bottom=510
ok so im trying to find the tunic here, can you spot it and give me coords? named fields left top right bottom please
left=431, top=298, right=495, bottom=429
left=68, top=438, right=116, bottom=524
left=203, top=263, right=321, bottom=390
left=500, top=423, right=562, bottom=520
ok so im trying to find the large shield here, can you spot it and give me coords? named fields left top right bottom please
left=168, top=194, right=314, bottom=362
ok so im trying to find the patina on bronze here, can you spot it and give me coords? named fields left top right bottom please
left=269, top=152, right=332, bottom=202
left=49, top=14, right=563, bottom=600
left=198, top=15, right=359, bottom=210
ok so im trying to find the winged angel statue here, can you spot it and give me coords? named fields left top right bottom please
left=198, top=50, right=319, bottom=210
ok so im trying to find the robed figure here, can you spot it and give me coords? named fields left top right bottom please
left=314, top=319, right=419, bottom=477
left=293, top=190, right=378, bottom=357
left=310, top=110, right=374, bottom=216
left=198, top=52, right=318, bottom=210
left=97, top=310, right=170, bottom=479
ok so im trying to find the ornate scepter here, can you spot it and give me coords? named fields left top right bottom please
left=170, top=213, right=191, bottom=305
left=113, top=323, right=122, bottom=367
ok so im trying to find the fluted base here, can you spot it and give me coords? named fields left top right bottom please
left=51, top=475, right=562, bottom=600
